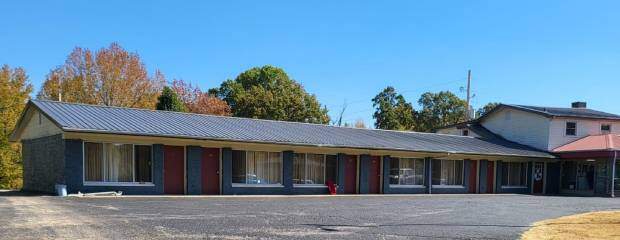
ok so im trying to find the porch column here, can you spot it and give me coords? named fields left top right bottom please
left=186, top=146, right=203, bottom=195
left=282, top=151, right=294, bottom=193
left=337, top=153, right=346, bottom=194
left=382, top=155, right=391, bottom=194
left=425, top=158, right=432, bottom=194
left=221, top=148, right=233, bottom=195
left=359, top=154, right=371, bottom=194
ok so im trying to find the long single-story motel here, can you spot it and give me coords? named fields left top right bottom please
left=9, top=100, right=618, bottom=196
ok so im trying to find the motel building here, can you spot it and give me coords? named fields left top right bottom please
left=9, top=100, right=619, bottom=196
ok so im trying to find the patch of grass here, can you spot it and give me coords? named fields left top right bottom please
left=521, top=210, right=620, bottom=240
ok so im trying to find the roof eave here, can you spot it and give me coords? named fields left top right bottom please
left=61, top=128, right=556, bottom=159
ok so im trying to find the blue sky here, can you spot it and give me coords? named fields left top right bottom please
left=2, top=1, right=619, bottom=127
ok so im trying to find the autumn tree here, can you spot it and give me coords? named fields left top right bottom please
left=476, top=102, right=500, bottom=118
left=372, top=87, right=416, bottom=130
left=416, top=91, right=467, bottom=132
left=171, top=79, right=231, bottom=116
left=0, top=65, right=32, bottom=189
left=156, top=87, right=186, bottom=112
left=37, top=43, right=164, bottom=109
left=210, top=65, right=329, bottom=123
left=354, top=119, right=367, bottom=129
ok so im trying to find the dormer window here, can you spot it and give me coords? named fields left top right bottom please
left=601, top=124, right=611, bottom=134
left=462, top=130, right=469, bottom=136
left=565, top=122, right=577, bottom=136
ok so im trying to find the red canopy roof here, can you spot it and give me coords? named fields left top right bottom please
left=553, top=134, right=620, bottom=153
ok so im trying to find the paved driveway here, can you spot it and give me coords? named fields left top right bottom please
left=1, top=193, right=618, bottom=239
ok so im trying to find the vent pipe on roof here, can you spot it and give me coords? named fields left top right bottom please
left=571, top=102, right=587, bottom=108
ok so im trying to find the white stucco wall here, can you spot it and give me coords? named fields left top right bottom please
left=480, top=108, right=551, bottom=151
left=548, top=118, right=620, bottom=150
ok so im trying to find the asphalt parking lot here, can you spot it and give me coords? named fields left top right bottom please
left=1, top=193, right=618, bottom=240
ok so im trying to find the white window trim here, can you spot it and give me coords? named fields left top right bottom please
left=232, top=183, right=284, bottom=188
left=432, top=159, right=465, bottom=186
left=84, top=182, right=155, bottom=187
left=389, top=184, right=425, bottom=188
left=432, top=185, right=466, bottom=188
left=390, top=157, right=425, bottom=186
left=82, top=141, right=154, bottom=186
left=293, top=184, right=328, bottom=188
left=564, top=121, right=577, bottom=136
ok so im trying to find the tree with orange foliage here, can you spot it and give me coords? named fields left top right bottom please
left=171, top=79, right=231, bottom=116
left=37, top=43, right=164, bottom=109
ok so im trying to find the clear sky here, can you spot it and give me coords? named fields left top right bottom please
left=2, top=1, right=619, bottom=127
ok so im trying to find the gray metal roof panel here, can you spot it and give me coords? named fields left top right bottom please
left=509, top=104, right=620, bottom=120
left=30, top=100, right=554, bottom=158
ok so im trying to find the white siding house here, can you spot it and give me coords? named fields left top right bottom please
left=479, top=108, right=551, bottom=151
left=436, top=102, right=620, bottom=152
left=548, top=118, right=620, bottom=150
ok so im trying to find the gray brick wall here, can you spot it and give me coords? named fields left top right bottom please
left=22, top=134, right=65, bottom=193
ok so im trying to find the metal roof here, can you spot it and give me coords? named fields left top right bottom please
left=23, top=100, right=554, bottom=158
left=506, top=104, right=620, bottom=120
left=553, top=134, right=620, bottom=153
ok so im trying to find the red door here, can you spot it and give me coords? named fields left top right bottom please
left=533, top=162, right=544, bottom=194
left=164, top=146, right=185, bottom=194
left=485, top=161, right=495, bottom=194
left=469, top=160, right=477, bottom=193
left=369, top=156, right=381, bottom=194
left=202, top=148, right=220, bottom=195
left=344, top=155, right=358, bottom=194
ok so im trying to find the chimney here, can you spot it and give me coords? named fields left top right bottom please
left=571, top=102, right=587, bottom=108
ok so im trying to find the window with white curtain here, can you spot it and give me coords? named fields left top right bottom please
left=84, top=142, right=152, bottom=183
left=232, top=150, right=282, bottom=184
left=431, top=159, right=463, bottom=186
left=293, top=153, right=327, bottom=185
left=389, top=157, right=425, bottom=186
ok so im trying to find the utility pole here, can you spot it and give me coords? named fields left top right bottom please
left=466, top=69, right=471, bottom=120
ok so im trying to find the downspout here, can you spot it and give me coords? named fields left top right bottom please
left=612, top=151, right=617, bottom=198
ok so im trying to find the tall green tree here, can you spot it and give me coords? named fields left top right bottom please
left=372, top=86, right=416, bottom=130
left=210, top=65, right=329, bottom=123
left=156, top=86, right=186, bottom=112
left=476, top=102, right=500, bottom=118
left=416, top=91, right=467, bottom=132
left=0, top=65, right=33, bottom=189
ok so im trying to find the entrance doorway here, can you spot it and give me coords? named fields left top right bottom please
left=368, top=156, right=381, bottom=194
left=469, top=160, right=477, bottom=193
left=344, top=155, right=358, bottom=194
left=561, top=161, right=596, bottom=195
left=164, top=145, right=185, bottom=194
left=201, top=148, right=220, bottom=195
left=484, top=161, right=495, bottom=193
left=533, top=162, right=544, bottom=194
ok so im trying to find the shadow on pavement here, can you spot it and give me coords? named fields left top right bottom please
left=0, top=190, right=53, bottom=197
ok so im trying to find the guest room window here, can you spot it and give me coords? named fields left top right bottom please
left=84, top=142, right=152, bottom=184
left=431, top=159, right=463, bottom=185
left=389, top=158, right=425, bottom=186
left=293, top=153, right=326, bottom=185
left=501, top=162, right=527, bottom=187
left=231, top=150, right=282, bottom=185
left=565, top=122, right=577, bottom=136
